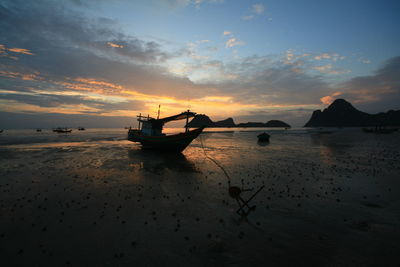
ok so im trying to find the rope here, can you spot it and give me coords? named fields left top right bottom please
left=199, top=135, right=231, bottom=184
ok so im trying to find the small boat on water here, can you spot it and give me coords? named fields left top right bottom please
left=257, top=132, right=270, bottom=142
left=53, top=127, right=72, bottom=133
left=78, top=127, right=85, bottom=131
left=36, top=129, right=42, bottom=132
left=128, top=110, right=204, bottom=152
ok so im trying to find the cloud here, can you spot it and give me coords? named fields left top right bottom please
left=1, top=0, right=398, bottom=127
left=7, top=47, right=35, bottom=55
left=0, top=1, right=170, bottom=64
left=242, top=3, right=265, bottom=20
left=155, top=0, right=224, bottom=9
left=197, top=39, right=210, bottom=43
left=107, top=42, right=124, bottom=48
left=320, top=92, right=342, bottom=105
left=222, top=31, right=244, bottom=49
left=225, top=38, right=244, bottom=48
left=252, top=4, right=265, bottom=14
left=334, top=56, right=400, bottom=112
left=312, top=64, right=350, bottom=75
left=0, top=43, right=35, bottom=60
left=184, top=42, right=210, bottom=60
left=0, top=69, right=42, bottom=81
left=313, top=53, right=344, bottom=61
left=241, top=15, right=254, bottom=21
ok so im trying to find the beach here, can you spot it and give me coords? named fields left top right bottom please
left=1, top=128, right=399, bottom=266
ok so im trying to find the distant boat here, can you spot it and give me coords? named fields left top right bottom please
left=36, top=129, right=42, bottom=132
left=78, top=127, right=85, bottom=131
left=53, top=127, right=72, bottom=133
left=128, top=110, right=204, bottom=152
left=257, top=132, right=270, bottom=142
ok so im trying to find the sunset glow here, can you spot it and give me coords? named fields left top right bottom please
left=1, top=0, right=399, bottom=127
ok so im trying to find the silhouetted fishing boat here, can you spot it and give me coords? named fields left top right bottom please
left=257, top=132, right=270, bottom=142
left=128, top=110, right=204, bottom=152
left=53, top=127, right=72, bottom=133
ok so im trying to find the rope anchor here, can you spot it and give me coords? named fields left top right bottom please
left=199, top=136, right=264, bottom=217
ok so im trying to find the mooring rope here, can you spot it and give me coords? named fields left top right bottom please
left=199, top=134, right=231, bottom=184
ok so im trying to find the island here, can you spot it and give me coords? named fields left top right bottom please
left=304, top=98, right=400, bottom=127
left=186, top=115, right=291, bottom=128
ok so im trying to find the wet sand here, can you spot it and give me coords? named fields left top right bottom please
left=1, top=129, right=400, bottom=266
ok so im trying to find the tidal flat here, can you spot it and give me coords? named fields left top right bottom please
left=0, top=128, right=399, bottom=266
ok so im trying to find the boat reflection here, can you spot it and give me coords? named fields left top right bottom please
left=128, top=149, right=198, bottom=174
left=257, top=140, right=270, bottom=147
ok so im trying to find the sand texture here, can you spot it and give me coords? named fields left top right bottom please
left=1, top=128, right=400, bottom=266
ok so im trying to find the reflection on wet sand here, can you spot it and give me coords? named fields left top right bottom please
left=257, top=140, right=269, bottom=147
left=1, top=128, right=399, bottom=266
left=128, top=149, right=198, bottom=174
left=310, top=131, right=354, bottom=165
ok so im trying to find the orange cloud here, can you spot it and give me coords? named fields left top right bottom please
left=8, top=47, right=34, bottom=55
left=0, top=70, right=42, bottom=81
left=54, top=77, right=124, bottom=95
left=0, top=99, right=101, bottom=115
left=107, top=42, right=124, bottom=48
left=0, top=44, right=35, bottom=60
left=320, top=92, right=342, bottom=105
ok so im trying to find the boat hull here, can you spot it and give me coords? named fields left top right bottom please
left=128, top=127, right=204, bottom=152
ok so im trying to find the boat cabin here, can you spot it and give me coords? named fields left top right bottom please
left=139, top=118, right=164, bottom=136
left=137, top=110, right=196, bottom=136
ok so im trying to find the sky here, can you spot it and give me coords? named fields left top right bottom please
left=1, top=0, right=399, bottom=128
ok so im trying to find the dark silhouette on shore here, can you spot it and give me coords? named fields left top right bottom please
left=187, top=115, right=291, bottom=128
left=305, top=99, right=400, bottom=127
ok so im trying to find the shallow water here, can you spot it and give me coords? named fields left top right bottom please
left=0, top=127, right=399, bottom=266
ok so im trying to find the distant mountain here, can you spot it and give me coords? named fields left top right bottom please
left=186, top=114, right=214, bottom=127
left=236, top=120, right=290, bottom=128
left=265, top=120, right=291, bottom=128
left=214, top=118, right=236, bottom=127
left=236, top=122, right=266, bottom=127
left=304, top=99, right=400, bottom=127
left=187, top=115, right=290, bottom=128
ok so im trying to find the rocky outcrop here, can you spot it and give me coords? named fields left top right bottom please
left=236, top=120, right=290, bottom=128
left=187, top=115, right=291, bottom=128
left=304, top=99, right=400, bottom=127
left=214, top=118, right=236, bottom=127
left=265, top=120, right=291, bottom=128
left=186, top=114, right=214, bottom=127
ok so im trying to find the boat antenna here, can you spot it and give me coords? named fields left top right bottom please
left=157, top=104, right=161, bottom=119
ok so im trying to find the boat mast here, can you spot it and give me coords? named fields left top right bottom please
left=157, top=105, right=161, bottom=120
left=137, top=113, right=142, bottom=130
left=185, top=109, right=189, bottom=132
